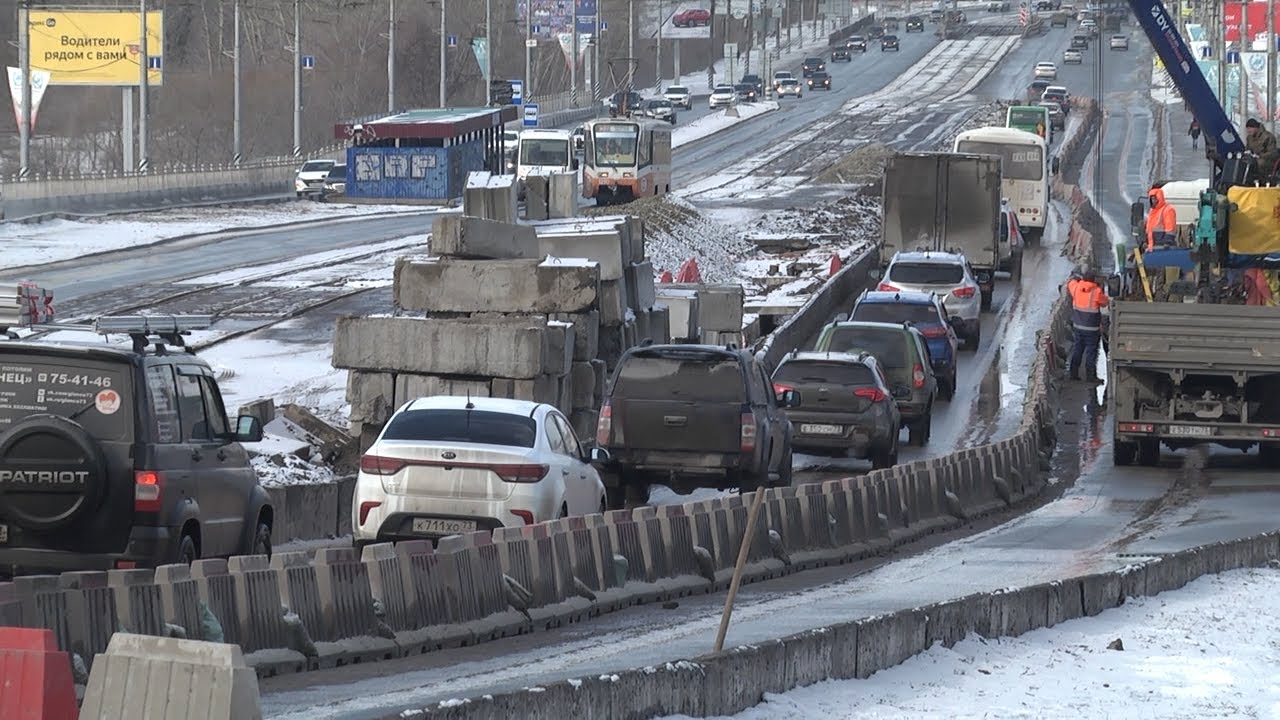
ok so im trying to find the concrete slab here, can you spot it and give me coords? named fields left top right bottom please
left=394, top=257, right=601, bottom=314
left=536, top=230, right=625, bottom=280
left=626, top=260, right=657, bottom=312
left=333, top=316, right=564, bottom=379
left=654, top=289, right=700, bottom=340
left=430, top=214, right=539, bottom=259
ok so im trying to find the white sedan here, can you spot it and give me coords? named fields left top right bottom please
left=709, top=84, right=739, bottom=109
left=352, top=396, right=608, bottom=548
left=1034, top=62, right=1058, bottom=79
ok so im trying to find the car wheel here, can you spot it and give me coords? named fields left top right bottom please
left=939, top=377, right=955, bottom=402
left=980, top=288, right=993, bottom=312
left=967, top=325, right=982, bottom=350
left=777, top=445, right=794, bottom=487
left=251, top=521, right=272, bottom=558
left=870, top=442, right=893, bottom=470
left=176, top=532, right=199, bottom=565
left=908, top=417, right=929, bottom=447
left=1136, top=438, right=1160, bottom=467
left=1112, top=440, right=1137, bottom=466
left=1011, top=250, right=1025, bottom=282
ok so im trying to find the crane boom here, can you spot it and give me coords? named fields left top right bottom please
left=1128, top=0, right=1245, bottom=184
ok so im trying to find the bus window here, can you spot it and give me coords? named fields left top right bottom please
left=955, top=140, right=1044, bottom=181
left=590, top=123, right=639, bottom=167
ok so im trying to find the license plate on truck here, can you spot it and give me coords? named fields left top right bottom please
left=1167, top=425, right=1213, bottom=437
left=412, top=518, right=476, bottom=535
left=800, top=424, right=843, bottom=435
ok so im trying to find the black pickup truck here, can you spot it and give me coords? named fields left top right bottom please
left=596, top=344, right=797, bottom=507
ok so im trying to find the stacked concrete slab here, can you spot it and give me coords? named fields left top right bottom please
left=523, top=171, right=579, bottom=221
left=334, top=204, right=667, bottom=449
left=654, top=282, right=747, bottom=346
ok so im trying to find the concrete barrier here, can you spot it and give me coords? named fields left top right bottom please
left=80, top=633, right=262, bottom=719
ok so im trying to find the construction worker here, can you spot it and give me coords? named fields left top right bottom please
left=1144, top=184, right=1178, bottom=251
left=1245, top=118, right=1280, bottom=180
left=1036, top=120, right=1047, bottom=139
left=1067, top=265, right=1109, bottom=382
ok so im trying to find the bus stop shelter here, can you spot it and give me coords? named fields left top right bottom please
left=333, top=106, right=517, bottom=202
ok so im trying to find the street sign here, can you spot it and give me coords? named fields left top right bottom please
left=511, top=79, right=524, bottom=105
left=448, top=34, right=458, bottom=47
left=601, top=20, right=608, bottom=30
left=301, top=55, right=315, bottom=69
left=526, top=38, right=538, bottom=47
left=523, top=102, right=539, bottom=127
left=148, top=56, right=162, bottom=70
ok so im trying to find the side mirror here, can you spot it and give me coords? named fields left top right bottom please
left=571, top=159, right=580, bottom=170
left=588, top=446, right=611, bottom=463
left=833, top=312, right=849, bottom=323
left=868, top=267, right=883, bottom=280
left=234, top=415, right=264, bottom=443
left=1051, top=156, right=1061, bottom=175
left=1129, top=201, right=1146, bottom=229
left=779, top=389, right=802, bottom=408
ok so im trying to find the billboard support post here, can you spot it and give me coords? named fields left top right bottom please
left=571, top=0, right=578, bottom=106
left=234, top=0, right=242, bottom=163
left=293, top=0, right=302, bottom=157
left=657, top=0, right=664, bottom=93
left=388, top=0, right=396, bottom=112
left=18, top=0, right=31, bottom=178
left=138, top=0, right=149, bottom=173
left=122, top=87, right=134, bottom=171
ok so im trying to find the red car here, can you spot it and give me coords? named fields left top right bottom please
left=672, top=8, right=711, bottom=27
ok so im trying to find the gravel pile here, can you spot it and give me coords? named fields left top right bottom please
left=584, top=195, right=754, bottom=282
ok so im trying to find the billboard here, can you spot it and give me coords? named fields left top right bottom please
left=518, top=0, right=598, bottom=39
left=1224, top=2, right=1278, bottom=46
left=662, top=3, right=714, bottom=39
left=28, top=11, right=164, bottom=86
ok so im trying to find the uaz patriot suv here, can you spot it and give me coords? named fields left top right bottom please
left=0, top=309, right=271, bottom=576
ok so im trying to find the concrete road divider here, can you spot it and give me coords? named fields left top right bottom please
left=80, top=633, right=262, bottom=720
left=0, top=627, right=78, bottom=719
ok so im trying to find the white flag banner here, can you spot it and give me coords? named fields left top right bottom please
left=7, top=67, right=50, bottom=132
left=1240, top=52, right=1277, bottom=121
left=557, top=32, right=593, bottom=69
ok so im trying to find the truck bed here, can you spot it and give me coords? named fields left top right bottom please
left=1110, top=301, right=1280, bottom=370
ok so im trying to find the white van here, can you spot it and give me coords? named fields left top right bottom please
left=1157, top=179, right=1212, bottom=224
left=516, top=129, right=576, bottom=181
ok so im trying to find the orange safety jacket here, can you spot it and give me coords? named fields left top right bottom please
left=1068, top=278, right=1109, bottom=332
left=1145, top=187, right=1178, bottom=250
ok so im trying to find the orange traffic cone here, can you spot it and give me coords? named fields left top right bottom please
left=659, top=270, right=673, bottom=283
left=829, top=254, right=842, bottom=277
left=676, top=257, right=702, bottom=283
left=0, top=627, right=79, bottom=720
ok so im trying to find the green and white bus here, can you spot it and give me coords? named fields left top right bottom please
left=1005, top=105, right=1051, bottom=142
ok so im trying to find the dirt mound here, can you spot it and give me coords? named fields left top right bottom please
left=584, top=195, right=753, bottom=282
left=811, top=143, right=896, bottom=185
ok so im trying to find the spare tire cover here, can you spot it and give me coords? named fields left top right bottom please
left=0, top=414, right=108, bottom=531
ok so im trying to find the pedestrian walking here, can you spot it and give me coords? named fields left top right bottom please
left=1189, top=118, right=1201, bottom=149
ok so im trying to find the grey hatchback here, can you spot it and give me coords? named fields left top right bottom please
left=771, top=351, right=901, bottom=469
left=813, top=321, right=938, bottom=447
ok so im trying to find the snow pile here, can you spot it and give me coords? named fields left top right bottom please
left=584, top=195, right=753, bottom=282
left=1, top=201, right=426, bottom=268
left=672, top=102, right=780, bottom=149
left=252, top=453, right=337, bottom=489
left=664, top=565, right=1280, bottom=719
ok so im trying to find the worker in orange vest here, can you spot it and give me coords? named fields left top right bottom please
left=1144, top=184, right=1178, bottom=251
left=1067, top=265, right=1109, bottom=382
left=1036, top=121, right=1046, bottom=139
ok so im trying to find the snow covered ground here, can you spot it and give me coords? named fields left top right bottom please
left=672, top=102, right=779, bottom=149
left=665, top=564, right=1280, bottom=720
left=0, top=201, right=429, bottom=268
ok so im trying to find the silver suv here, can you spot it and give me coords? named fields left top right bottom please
left=881, top=251, right=982, bottom=348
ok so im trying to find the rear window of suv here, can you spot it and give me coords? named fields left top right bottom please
left=614, top=354, right=746, bottom=403
left=0, top=355, right=132, bottom=441
left=774, top=361, right=874, bottom=386
left=852, top=302, right=943, bottom=326
left=888, top=262, right=964, bottom=284
left=821, top=329, right=910, bottom=368
left=382, top=409, right=537, bottom=448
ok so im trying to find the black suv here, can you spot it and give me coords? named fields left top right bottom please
left=740, top=73, right=765, bottom=97
left=0, top=312, right=271, bottom=576
left=831, top=47, right=852, bottom=62
left=881, top=34, right=900, bottom=51
left=596, top=344, right=798, bottom=506
left=905, top=16, right=925, bottom=31
left=801, top=57, right=826, bottom=77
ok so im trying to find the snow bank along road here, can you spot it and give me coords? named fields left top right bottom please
left=247, top=26, right=1280, bottom=720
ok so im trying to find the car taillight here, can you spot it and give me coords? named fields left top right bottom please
left=854, top=387, right=887, bottom=403
left=740, top=413, right=757, bottom=453
left=360, top=454, right=406, bottom=475
left=877, top=282, right=900, bottom=292
left=134, top=470, right=163, bottom=512
left=920, top=325, right=948, bottom=338
left=772, top=383, right=794, bottom=395
left=952, top=286, right=976, bottom=298
left=491, top=464, right=550, bottom=483
left=597, top=402, right=613, bottom=446
left=912, top=364, right=926, bottom=388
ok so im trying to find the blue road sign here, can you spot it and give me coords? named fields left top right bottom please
left=511, top=79, right=524, bottom=105
left=147, top=56, right=162, bottom=70
left=448, top=34, right=458, bottom=47
left=523, top=102, right=539, bottom=128
left=301, top=55, right=315, bottom=69
left=1226, top=50, right=1240, bottom=64
left=601, top=20, right=608, bottom=30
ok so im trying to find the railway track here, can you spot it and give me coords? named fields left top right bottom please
left=21, top=236, right=422, bottom=347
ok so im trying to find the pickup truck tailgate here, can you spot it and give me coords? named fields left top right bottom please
left=1111, top=301, right=1280, bottom=369
left=615, top=399, right=743, bottom=453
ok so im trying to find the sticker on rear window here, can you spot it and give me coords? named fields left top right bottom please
left=95, top=389, right=121, bottom=415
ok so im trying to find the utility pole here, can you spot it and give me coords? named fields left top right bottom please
left=18, top=0, right=31, bottom=178
left=233, top=0, right=242, bottom=163
left=439, top=0, right=446, bottom=107
left=572, top=0, right=579, bottom=105
left=388, top=0, right=396, bottom=112
left=484, top=0, right=492, bottom=105
left=526, top=4, right=533, bottom=98
left=139, top=0, right=149, bottom=172
left=1268, top=0, right=1276, bottom=133
left=293, top=0, right=302, bottom=157
left=657, top=0, right=664, bottom=91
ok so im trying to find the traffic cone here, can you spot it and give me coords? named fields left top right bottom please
left=676, top=257, right=702, bottom=283
left=659, top=270, right=674, bottom=283
left=829, top=254, right=842, bottom=277
left=0, top=627, right=78, bottom=719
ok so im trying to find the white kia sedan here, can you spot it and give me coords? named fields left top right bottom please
left=352, top=396, right=608, bottom=549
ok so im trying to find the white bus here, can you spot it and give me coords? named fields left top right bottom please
left=515, top=129, right=576, bottom=181
left=953, top=126, right=1049, bottom=244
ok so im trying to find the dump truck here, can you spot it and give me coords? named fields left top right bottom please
left=1110, top=185, right=1280, bottom=468
left=879, top=151, right=1003, bottom=309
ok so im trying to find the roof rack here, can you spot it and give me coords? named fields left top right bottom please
left=95, top=315, right=213, bottom=353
